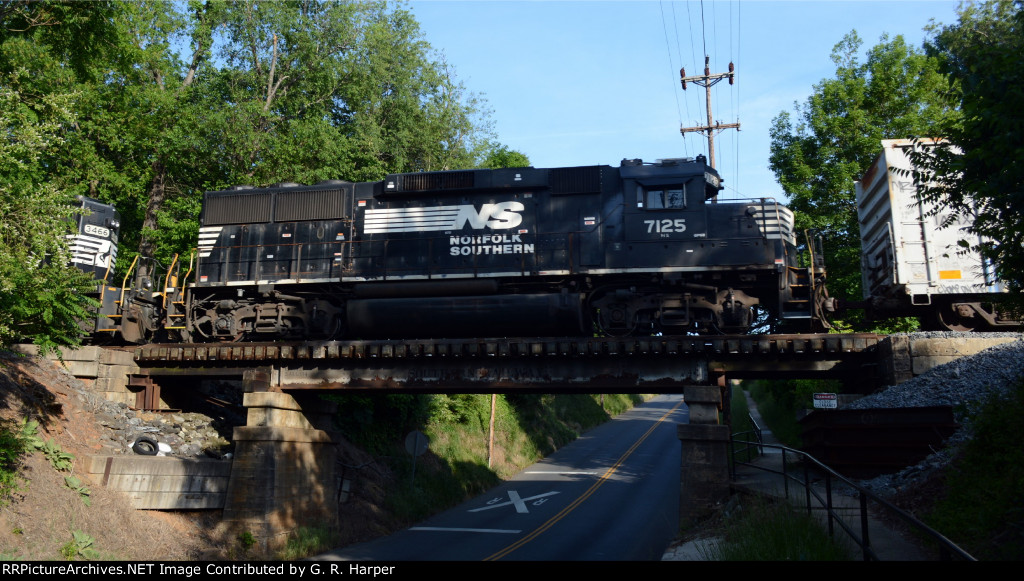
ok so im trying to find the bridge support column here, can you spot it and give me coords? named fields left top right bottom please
left=677, top=381, right=730, bottom=526
left=220, top=388, right=338, bottom=553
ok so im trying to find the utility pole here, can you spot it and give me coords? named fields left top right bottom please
left=680, top=56, right=740, bottom=175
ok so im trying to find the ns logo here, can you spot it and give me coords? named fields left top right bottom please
left=453, top=201, right=524, bottom=230
left=363, top=201, right=526, bottom=234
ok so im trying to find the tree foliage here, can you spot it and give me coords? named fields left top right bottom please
left=769, top=31, right=956, bottom=330
left=0, top=0, right=512, bottom=349
left=909, top=0, right=1024, bottom=293
left=0, top=81, right=96, bottom=353
left=478, top=143, right=531, bottom=169
left=1, top=3, right=112, bottom=353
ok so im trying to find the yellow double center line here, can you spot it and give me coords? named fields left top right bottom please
left=484, top=397, right=685, bottom=561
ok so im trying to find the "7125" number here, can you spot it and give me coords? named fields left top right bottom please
left=644, top=219, right=686, bottom=234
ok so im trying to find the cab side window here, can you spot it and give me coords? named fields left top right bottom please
left=645, top=188, right=685, bottom=209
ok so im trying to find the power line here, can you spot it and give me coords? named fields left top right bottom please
left=659, top=1, right=688, bottom=157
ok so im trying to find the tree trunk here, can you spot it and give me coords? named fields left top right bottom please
left=138, top=159, right=167, bottom=266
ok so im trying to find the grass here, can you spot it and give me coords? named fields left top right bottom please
left=694, top=385, right=853, bottom=561
left=743, top=379, right=836, bottom=447
left=276, top=524, right=341, bottom=560
left=340, top=392, right=649, bottom=525
left=0, top=419, right=29, bottom=507
left=736, top=377, right=1024, bottom=561
left=700, top=496, right=853, bottom=561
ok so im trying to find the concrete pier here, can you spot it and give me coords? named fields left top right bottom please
left=677, top=381, right=731, bottom=526
left=218, top=391, right=339, bottom=552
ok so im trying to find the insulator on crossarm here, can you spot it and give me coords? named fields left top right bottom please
left=680, top=67, right=687, bottom=90
left=729, top=62, right=735, bottom=85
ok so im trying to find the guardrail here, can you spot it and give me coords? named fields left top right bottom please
left=729, top=428, right=975, bottom=561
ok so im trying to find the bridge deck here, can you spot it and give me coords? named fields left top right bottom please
left=133, top=333, right=881, bottom=363
left=129, top=334, right=882, bottom=393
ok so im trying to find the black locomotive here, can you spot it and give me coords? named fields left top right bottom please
left=78, top=155, right=834, bottom=343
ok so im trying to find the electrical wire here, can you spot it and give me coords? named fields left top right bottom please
left=659, top=1, right=689, bottom=157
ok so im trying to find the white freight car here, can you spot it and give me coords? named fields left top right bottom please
left=855, top=139, right=1012, bottom=330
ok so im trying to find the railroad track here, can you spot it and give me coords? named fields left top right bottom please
left=132, top=333, right=882, bottom=364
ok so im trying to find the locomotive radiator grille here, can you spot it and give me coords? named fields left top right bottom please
left=275, top=189, right=347, bottom=221
left=550, top=166, right=603, bottom=195
left=204, top=193, right=272, bottom=225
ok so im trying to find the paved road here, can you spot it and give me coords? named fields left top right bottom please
left=316, top=394, right=689, bottom=561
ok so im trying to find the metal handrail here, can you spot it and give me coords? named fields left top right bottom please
left=729, top=435, right=975, bottom=561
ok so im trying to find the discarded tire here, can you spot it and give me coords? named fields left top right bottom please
left=132, top=436, right=158, bottom=456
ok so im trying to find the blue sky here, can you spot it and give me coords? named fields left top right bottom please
left=409, top=0, right=961, bottom=201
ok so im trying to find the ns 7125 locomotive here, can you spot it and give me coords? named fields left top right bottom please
left=82, top=155, right=835, bottom=343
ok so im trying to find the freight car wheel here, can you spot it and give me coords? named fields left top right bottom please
left=932, top=303, right=979, bottom=332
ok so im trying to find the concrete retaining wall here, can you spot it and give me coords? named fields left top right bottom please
left=84, top=455, right=231, bottom=509
left=877, top=335, right=1020, bottom=386
left=14, top=344, right=145, bottom=407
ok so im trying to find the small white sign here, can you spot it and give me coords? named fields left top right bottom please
left=813, top=393, right=838, bottom=409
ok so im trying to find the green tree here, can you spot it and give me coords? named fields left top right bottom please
left=2, top=1, right=501, bottom=349
left=909, top=1, right=1024, bottom=293
left=1, top=0, right=215, bottom=272
left=769, top=31, right=955, bottom=330
left=4, top=0, right=499, bottom=272
left=478, top=143, right=531, bottom=169
left=190, top=0, right=494, bottom=187
left=0, top=84, right=96, bottom=354
left=0, top=1, right=121, bottom=353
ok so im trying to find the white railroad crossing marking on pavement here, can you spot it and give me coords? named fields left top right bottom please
left=469, top=491, right=559, bottom=514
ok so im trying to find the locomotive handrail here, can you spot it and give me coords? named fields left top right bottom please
left=182, top=251, right=195, bottom=289
left=118, top=254, right=140, bottom=308
left=161, top=254, right=179, bottom=310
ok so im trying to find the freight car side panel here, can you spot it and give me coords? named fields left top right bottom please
left=855, top=139, right=1004, bottom=301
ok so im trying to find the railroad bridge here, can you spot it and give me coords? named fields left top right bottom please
left=40, top=332, right=1017, bottom=550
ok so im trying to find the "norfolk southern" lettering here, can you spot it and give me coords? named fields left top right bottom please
left=449, top=234, right=535, bottom=256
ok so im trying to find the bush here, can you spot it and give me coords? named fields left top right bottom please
left=924, top=383, right=1024, bottom=560
left=0, top=418, right=30, bottom=506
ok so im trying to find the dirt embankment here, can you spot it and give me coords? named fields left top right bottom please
left=0, top=348, right=408, bottom=560
left=0, top=350, right=231, bottom=560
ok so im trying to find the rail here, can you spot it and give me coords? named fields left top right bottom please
left=729, top=431, right=975, bottom=561
left=133, top=333, right=882, bottom=363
